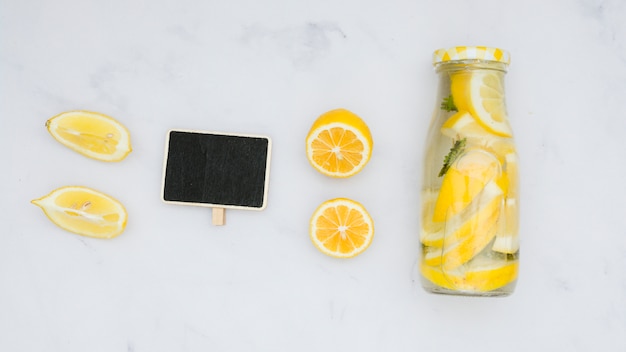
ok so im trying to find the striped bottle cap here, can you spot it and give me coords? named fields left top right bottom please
left=433, top=46, right=510, bottom=65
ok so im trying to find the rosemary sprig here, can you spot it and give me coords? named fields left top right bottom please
left=438, top=138, right=466, bottom=177
left=440, top=95, right=458, bottom=112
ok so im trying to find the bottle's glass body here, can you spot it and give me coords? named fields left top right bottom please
left=419, top=47, right=519, bottom=297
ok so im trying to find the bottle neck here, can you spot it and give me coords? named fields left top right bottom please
left=434, top=60, right=508, bottom=74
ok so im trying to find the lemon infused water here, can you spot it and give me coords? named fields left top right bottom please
left=419, top=47, right=519, bottom=296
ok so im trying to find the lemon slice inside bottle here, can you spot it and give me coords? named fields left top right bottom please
left=451, top=71, right=513, bottom=137
left=420, top=254, right=518, bottom=292
left=433, top=149, right=501, bottom=222
left=424, top=181, right=503, bottom=270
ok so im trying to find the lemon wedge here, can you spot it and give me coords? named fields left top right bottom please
left=46, top=110, right=132, bottom=162
left=32, top=186, right=128, bottom=239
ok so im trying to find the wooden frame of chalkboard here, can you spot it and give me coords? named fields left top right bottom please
left=161, top=129, right=272, bottom=224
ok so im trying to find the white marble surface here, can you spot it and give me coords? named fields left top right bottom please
left=2, top=0, right=626, bottom=350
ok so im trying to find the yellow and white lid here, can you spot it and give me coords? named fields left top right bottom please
left=433, top=46, right=510, bottom=65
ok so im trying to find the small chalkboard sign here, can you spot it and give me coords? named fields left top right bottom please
left=162, top=129, right=272, bottom=225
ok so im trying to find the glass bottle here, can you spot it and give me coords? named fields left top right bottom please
left=419, top=46, right=519, bottom=296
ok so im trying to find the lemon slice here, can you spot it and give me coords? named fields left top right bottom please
left=424, top=181, right=503, bottom=270
left=491, top=153, right=519, bottom=253
left=420, top=255, right=518, bottom=293
left=306, top=109, right=373, bottom=178
left=420, top=189, right=444, bottom=247
left=503, top=152, right=519, bottom=198
left=492, top=198, right=520, bottom=253
left=32, top=186, right=128, bottom=239
left=310, top=198, right=374, bottom=258
left=433, top=149, right=501, bottom=222
left=441, top=110, right=516, bottom=163
left=46, top=110, right=132, bottom=162
left=451, top=71, right=513, bottom=137
left=441, top=110, right=489, bottom=140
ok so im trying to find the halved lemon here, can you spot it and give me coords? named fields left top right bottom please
left=420, top=256, right=518, bottom=292
left=46, top=110, right=132, bottom=162
left=32, top=186, right=128, bottom=239
left=310, top=198, right=374, bottom=258
left=306, top=109, right=373, bottom=178
left=451, top=71, right=513, bottom=137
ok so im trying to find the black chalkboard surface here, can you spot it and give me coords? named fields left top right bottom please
left=162, top=129, right=272, bottom=225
